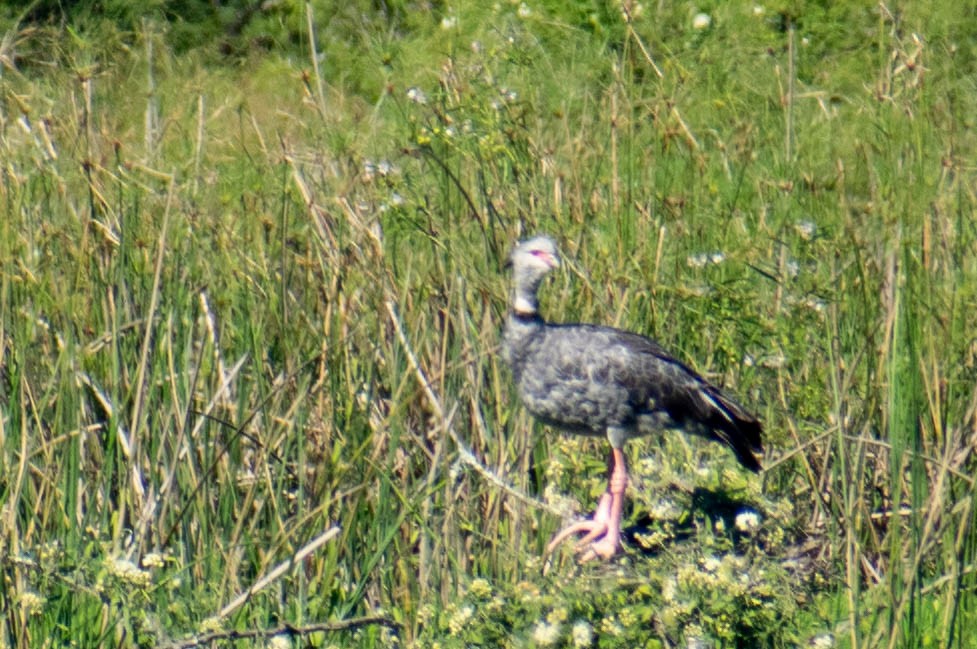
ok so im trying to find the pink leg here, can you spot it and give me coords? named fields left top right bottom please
left=547, top=448, right=628, bottom=561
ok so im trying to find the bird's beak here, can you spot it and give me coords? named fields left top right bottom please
left=536, top=250, right=559, bottom=269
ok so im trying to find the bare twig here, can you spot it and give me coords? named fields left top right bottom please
left=218, top=526, right=341, bottom=619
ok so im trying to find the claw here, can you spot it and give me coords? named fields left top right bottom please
left=546, top=449, right=628, bottom=562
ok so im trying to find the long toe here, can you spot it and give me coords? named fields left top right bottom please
left=578, top=535, right=620, bottom=562
left=546, top=520, right=609, bottom=554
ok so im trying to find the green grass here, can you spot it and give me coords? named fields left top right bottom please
left=2, top=1, right=977, bottom=647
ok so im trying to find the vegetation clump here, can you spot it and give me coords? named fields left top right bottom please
left=1, top=2, right=976, bottom=647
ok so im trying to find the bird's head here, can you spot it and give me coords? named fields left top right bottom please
left=508, top=235, right=560, bottom=314
left=509, top=235, right=560, bottom=275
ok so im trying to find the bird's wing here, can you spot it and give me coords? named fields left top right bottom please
left=589, top=327, right=764, bottom=471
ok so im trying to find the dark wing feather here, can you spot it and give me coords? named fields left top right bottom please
left=597, top=328, right=764, bottom=472
left=508, top=319, right=763, bottom=472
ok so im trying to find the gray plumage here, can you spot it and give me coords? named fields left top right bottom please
left=502, top=235, right=762, bottom=471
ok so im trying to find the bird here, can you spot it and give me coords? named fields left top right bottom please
left=501, top=235, right=763, bottom=561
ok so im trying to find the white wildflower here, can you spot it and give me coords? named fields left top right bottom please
left=19, top=591, right=45, bottom=616
left=517, top=3, right=532, bottom=18
left=795, top=220, right=817, bottom=239
left=548, top=607, right=568, bottom=624
left=686, top=253, right=708, bottom=268
left=600, top=617, right=624, bottom=636
left=803, top=296, right=826, bottom=313
left=448, top=605, right=474, bottom=635
left=440, top=15, right=457, bottom=29
left=701, top=555, right=721, bottom=572
left=753, top=5, right=765, bottom=16
left=108, top=557, right=151, bottom=587
left=810, top=633, right=834, bottom=648
left=735, top=509, right=761, bottom=532
left=468, top=578, right=492, bottom=599
left=531, top=620, right=561, bottom=646
left=406, top=87, right=428, bottom=104
left=571, top=620, right=594, bottom=647
left=709, top=251, right=726, bottom=264
left=268, top=634, right=291, bottom=649
left=141, top=552, right=165, bottom=569
left=692, top=12, right=711, bottom=30
left=200, top=616, right=222, bottom=633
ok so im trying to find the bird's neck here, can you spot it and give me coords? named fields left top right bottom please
left=512, top=293, right=538, bottom=316
left=512, top=276, right=543, bottom=316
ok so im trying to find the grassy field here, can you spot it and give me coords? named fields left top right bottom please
left=2, top=1, right=977, bottom=647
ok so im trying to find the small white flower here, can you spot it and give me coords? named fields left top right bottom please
left=803, top=296, right=827, bottom=313
left=531, top=620, right=561, bottom=646
left=406, top=87, right=428, bottom=104
left=795, top=220, right=817, bottom=239
left=701, top=555, right=721, bottom=572
left=268, top=634, right=291, bottom=649
left=600, top=617, right=624, bottom=636
left=141, top=552, right=164, bottom=569
left=517, top=2, right=532, bottom=18
left=468, top=578, right=492, bottom=599
left=571, top=620, right=594, bottom=647
left=440, top=15, right=457, bottom=30
left=735, top=510, right=761, bottom=532
left=108, top=557, right=151, bottom=586
left=686, top=253, right=708, bottom=268
left=448, top=605, right=474, bottom=635
left=692, top=12, right=711, bottom=30
left=200, top=616, right=223, bottom=633
left=810, top=633, right=835, bottom=648
left=753, top=5, right=765, bottom=16
left=709, top=251, right=725, bottom=265
left=19, top=591, right=45, bottom=616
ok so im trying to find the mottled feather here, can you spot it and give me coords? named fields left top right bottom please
left=502, top=236, right=762, bottom=472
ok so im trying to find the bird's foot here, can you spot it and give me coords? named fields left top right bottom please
left=546, top=493, right=622, bottom=561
